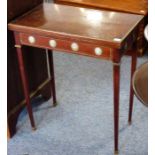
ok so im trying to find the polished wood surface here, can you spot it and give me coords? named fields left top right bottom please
left=8, top=2, right=144, bottom=153
left=56, top=0, right=148, bottom=15
left=8, top=3, right=143, bottom=48
left=55, top=0, right=148, bottom=56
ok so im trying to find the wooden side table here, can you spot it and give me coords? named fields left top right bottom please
left=8, top=3, right=144, bottom=154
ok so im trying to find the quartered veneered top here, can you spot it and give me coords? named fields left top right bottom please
left=56, top=0, right=148, bottom=15
left=8, top=3, right=144, bottom=48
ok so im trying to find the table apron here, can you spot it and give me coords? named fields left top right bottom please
left=19, top=33, right=113, bottom=61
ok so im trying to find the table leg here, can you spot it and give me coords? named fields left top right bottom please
left=47, top=50, right=57, bottom=106
left=128, top=51, right=137, bottom=124
left=113, top=63, right=120, bottom=154
left=14, top=32, right=36, bottom=130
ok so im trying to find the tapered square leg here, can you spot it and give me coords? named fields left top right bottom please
left=14, top=32, right=36, bottom=130
left=128, top=51, right=137, bottom=124
left=113, top=63, right=120, bottom=154
left=47, top=50, right=57, bottom=106
left=112, top=48, right=121, bottom=154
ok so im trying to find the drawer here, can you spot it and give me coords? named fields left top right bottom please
left=20, top=33, right=111, bottom=60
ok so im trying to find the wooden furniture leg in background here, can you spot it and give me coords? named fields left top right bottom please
left=128, top=51, right=137, bottom=124
left=14, top=32, right=36, bottom=130
left=47, top=50, right=57, bottom=106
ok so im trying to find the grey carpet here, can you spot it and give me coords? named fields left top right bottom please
left=8, top=51, right=148, bottom=155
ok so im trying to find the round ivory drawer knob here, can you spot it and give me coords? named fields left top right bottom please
left=28, top=36, right=36, bottom=44
left=71, top=42, right=79, bottom=51
left=49, top=40, right=57, bottom=48
left=94, top=47, right=103, bottom=56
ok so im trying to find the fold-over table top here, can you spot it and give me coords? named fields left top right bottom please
left=8, top=3, right=144, bottom=48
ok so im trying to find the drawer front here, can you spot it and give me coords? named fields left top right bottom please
left=20, top=33, right=111, bottom=60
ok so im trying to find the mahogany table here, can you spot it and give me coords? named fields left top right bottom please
left=8, top=3, right=144, bottom=154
